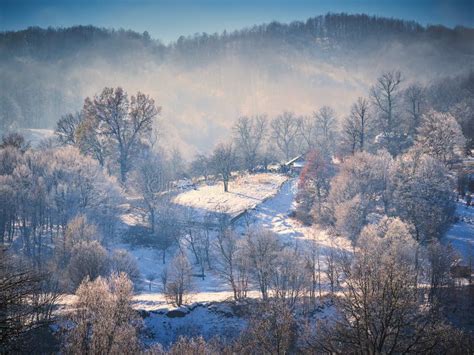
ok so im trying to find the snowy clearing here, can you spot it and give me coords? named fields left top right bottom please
left=172, top=173, right=288, bottom=219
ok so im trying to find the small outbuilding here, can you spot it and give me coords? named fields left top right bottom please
left=284, top=154, right=306, bottom=174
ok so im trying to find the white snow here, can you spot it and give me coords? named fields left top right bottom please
left=443, top=199, right=474, bottom=264
left=173, top=173, right=288, bottom=219
left=143, top=303, right=247, bottom=346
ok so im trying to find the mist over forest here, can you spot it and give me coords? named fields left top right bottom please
left=1, top=13, right=473, bottom=156
left=2, top=10, right=474, bottom=353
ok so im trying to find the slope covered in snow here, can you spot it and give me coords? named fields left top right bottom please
left=173, top=173, right=288, bottom=219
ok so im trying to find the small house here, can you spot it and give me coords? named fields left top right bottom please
left=284, top=154, right=306, bottom=174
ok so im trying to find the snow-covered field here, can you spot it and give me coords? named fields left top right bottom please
left=173, top=173, right=288, bottom=219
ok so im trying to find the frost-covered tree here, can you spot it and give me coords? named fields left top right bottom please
left=328, top=151, right=393, bottom=240
left=239, top=300, right=296, bottom=354
left=271, top=248, right=309, bottom=309
left=56, top=215, right=99, bottom=267
left=81, top=87, right=160, bottom=182
left=63, top=273, right=141, bottom=354
left=190, top=153, right=211, bottom=180
left=391, top=149, right=456, bottom=242
left=416, top=109, right=465, bottom=165
left=334, top=194, right=368, bottom=243
left=313, top=217, right=452, bottom=353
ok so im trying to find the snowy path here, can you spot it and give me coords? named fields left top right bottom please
left=235, top=179, right=304, bottom=239
left=444, top=201, right=474, bottom=264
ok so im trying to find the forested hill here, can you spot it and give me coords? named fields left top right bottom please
left=2, top=14, right=473, bottom=61
left=1, top=13, right=473, bottom=154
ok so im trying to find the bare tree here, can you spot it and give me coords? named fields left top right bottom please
left=243, top=228, right=281, bottom=300
left=132, top=154, right=170, bottom=231
left=299, top=115, right=317, bottom=151
left=271, top=248, right=309, bottom=309
left=342, top=97, right=373, bottom=154
left=404, top=84, right=426, bottom=137
left=233, top=115, right=267, bottom=172
left=239, top=300, right=296, bottom=354
left=146, top=273, right=157, bottom=291
left=341, top=114, right=359, bottom=155
left=154, top=202, right=180, bottom=264
left=214, top=230, right=250, bottom=301
left=210, top=142, right=236, bottom=192
left=271, top=112, right=301, bottom=161
left=169, top=147, right=186, bottom=180
left=370, top=71, right=404, bottom=155
left=426, top=240, right=456, bottom=303
left=183, top=228, right=207, bottom=280
left=305, top=229, right=323, bottom=302
left=55, top=112, right=83, bottom=145
left=314, top=106, right=337, bottom=157
left=324, top=237, right=343, bottom=294
left=163, top=252, right=193, bottom=306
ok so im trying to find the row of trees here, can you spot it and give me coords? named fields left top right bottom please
left=187, top=70, right=468, bottom=196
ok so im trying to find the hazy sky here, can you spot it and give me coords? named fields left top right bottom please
left=1, top=0, right=473, bottom=43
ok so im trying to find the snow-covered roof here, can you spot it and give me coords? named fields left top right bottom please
left=285, top=155, right=304, bottom=166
